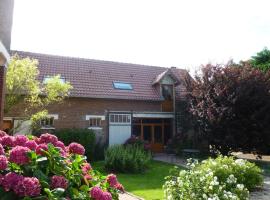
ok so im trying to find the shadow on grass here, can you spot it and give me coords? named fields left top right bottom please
left=92, top=160, right=184, bottom=200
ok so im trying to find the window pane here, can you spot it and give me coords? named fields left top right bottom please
left=162, top=85, right=173, bottom=100
left=113, top=82, right=133, bottom=90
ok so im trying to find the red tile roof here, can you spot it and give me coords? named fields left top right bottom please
left=12, top=51, right=189, bottom=101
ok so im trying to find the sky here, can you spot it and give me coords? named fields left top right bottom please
left=11, top=0, right=270, bottom=73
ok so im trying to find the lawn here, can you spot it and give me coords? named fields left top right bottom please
left=92, top=160, right=184, bottom=200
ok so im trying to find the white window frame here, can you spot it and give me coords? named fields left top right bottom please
left=109, top=114, right=131, bottom=125
left=40, top=114, right=58, bottom=129
left=86, top=115, right=105, bottom=130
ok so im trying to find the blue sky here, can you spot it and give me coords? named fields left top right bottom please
left=11, top=0, right=270, bottom=73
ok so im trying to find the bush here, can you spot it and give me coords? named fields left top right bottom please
left=54, top=128, right=95, bottom=161
left=163, top=156, right=263, bottom=200
left=0, top=131, right=123, bottom=199
left=124, top=135, right=151, bottom=151
left=188, top=63, right=270, bottom=154
left=105, top=145, right=151, bottom=173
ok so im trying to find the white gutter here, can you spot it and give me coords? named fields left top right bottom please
left=133, top=112, right=174, bottom=118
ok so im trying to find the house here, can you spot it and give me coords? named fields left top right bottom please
left=0, top=0, right=14, bottom=129
left=6, top=51, right=192, bottom=152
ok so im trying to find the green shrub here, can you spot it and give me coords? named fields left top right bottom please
left=105, top=145, right=151, bottom=173
left=163, top=156, right=263, bottom=200
left=54, top=128, right=95, bottom=161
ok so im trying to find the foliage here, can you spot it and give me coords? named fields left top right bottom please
left=0, top=131, right=123, bottom=200
left=250, top=47, right=270, bottom=72
left=5, top=55, right=72, bottom=130
left=93, top=160, right=179, bottom=200
left=163, top=156, right=263, bottom=200
left=53, top=129, right=96, bottom=161
left=124, top=135, right=151, bottom=151
left=188, top=63, right=270, bottom=154
left=104, top=145, right=151, bottom=173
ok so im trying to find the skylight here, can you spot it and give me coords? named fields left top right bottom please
left=43, top=76, right=66, bottom=84
left=113, top=82, right=133, bottom=90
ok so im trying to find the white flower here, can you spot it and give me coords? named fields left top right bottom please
left=236, top=184, right=245, bottom=190
left=235, top=159, right=245, bottom=166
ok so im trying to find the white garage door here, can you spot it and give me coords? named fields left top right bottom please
left=109, top=114, right=131, bottom=146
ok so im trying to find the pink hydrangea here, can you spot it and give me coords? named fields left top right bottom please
left=24, top=140, right=38, bottom=151
left=9, top=146, right=31, bottom=165
left=0, top=131, right=7, bottom=138
left=14, top=177, right=41, bottom=197
left=101, top=191, right=112, bottom=200
left=15, top=135, right=28, bottom=146
left=0, top=155, right=8, bottom=170
left=39, top=133, right=58, bottom=144
left=106, top=174, right=118, bottom=187
left=54, top=140, right=66, bottom=150
left=34, top=137, right=41, bottom=144
left=2, top=172, right=23, bottom=191
left=82, top=162, right=92, bottom=174
left=0, top=143, right=5, bottom=155
left=68, top=142, right=85, bottom=155
left=36, top=143, right=48, bottom=155
left=115, top=183, right=124, bottom=192
left=90, top=186, right=103, bottom=199
left=51, top=175, right=68, bottom=189
left=84, top=174, right=92, bottom=181
left=1, top=136, right=15, bottom=147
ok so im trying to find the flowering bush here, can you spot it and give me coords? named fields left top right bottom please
left=105, top=145, right=151, bottom=173
left=0, top=131, right=123, bottom=199
left=163, top=156, right=263, bottom=200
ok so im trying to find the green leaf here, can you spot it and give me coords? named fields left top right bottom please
left=51, top=188, right=65, bottom=197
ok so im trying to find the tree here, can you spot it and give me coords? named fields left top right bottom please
left=188, top=62, right=270, bottom=154
left=5, top=55, right=72, bottom=131
left=250, top=47, right=270, bottom=71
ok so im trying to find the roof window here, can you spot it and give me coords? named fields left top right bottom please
left=43, top=75, right=66, bottom=84
left=113, top=82, right=133, bottom=90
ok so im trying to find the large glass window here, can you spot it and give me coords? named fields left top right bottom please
left=161, top=85, right=173, bottom=100
left=113, top=82, right=133, bottom=90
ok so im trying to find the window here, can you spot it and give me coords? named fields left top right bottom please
left=161, top=85, right=173, bottom=100
left=113, top=82, right=133, bottom=90
left=40, top=117, right=54, bottom=127
left=43, top=75, right=66, bottom=84
left=89, top=118, right=102, bottom=127
left=109, top=114, right=131, bottom=124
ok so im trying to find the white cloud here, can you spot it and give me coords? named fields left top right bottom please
left=11, top=0, right=270, bottom=73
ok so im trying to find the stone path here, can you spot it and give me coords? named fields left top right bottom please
left=153, top=153, right=270, bottom=200
left=119, top=192, right=143, bottom=200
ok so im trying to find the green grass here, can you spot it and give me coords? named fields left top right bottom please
left=92, top=160, right=185, bottom=200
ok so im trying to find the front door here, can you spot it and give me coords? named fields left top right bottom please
left=142, top=124, right=164, bottom=153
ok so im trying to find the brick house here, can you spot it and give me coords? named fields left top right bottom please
left=6, top=51, right=192, bottom=152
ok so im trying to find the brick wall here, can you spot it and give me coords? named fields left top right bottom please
left=6, top=97, right=162, bottom=135
left=0, top=66, right=5, bottom=129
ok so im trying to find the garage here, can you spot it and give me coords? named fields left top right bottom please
left=109, top=113, right=131, bottom=146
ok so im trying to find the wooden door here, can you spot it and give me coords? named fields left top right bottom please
left=142, top=124, right=164, bottom=153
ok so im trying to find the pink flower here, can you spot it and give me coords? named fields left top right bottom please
left=14, top=177, right=41, bottom=197
left=36, top=143, right=48, bottom=155
left=51, top=175, right=68, bottom=189
left=1, top=136, right=15, bottom=147
left=115, top=183, right=124, bottom=192
left=9, top=146, right=30, bottom=165
left=24, top=140, right=38, bottom=151
left=84, top=174, right=92, bottom=181
left=15, top=135, right=28, bottom=146
left=101, top=192, right=112, bottom=200
left=106, top=174, right=118, bottom=187
left=34, top=137, right=41, bottom=144
left=82, top=162, right=92, bottom=174
left=0, top=144, right=5, bottom=155
left=90, top=186, right=103, bottom=199
left=0, top=131, right=7, bottom=138
left=54, top=140, right=66, bottom=150
left=0, top=155, right=8, bottom=170
left=40, top=133, right=58, bottom=144
left=2, top=172, right=23, bottom=191
left=68, top=142, right=85, bottom=155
